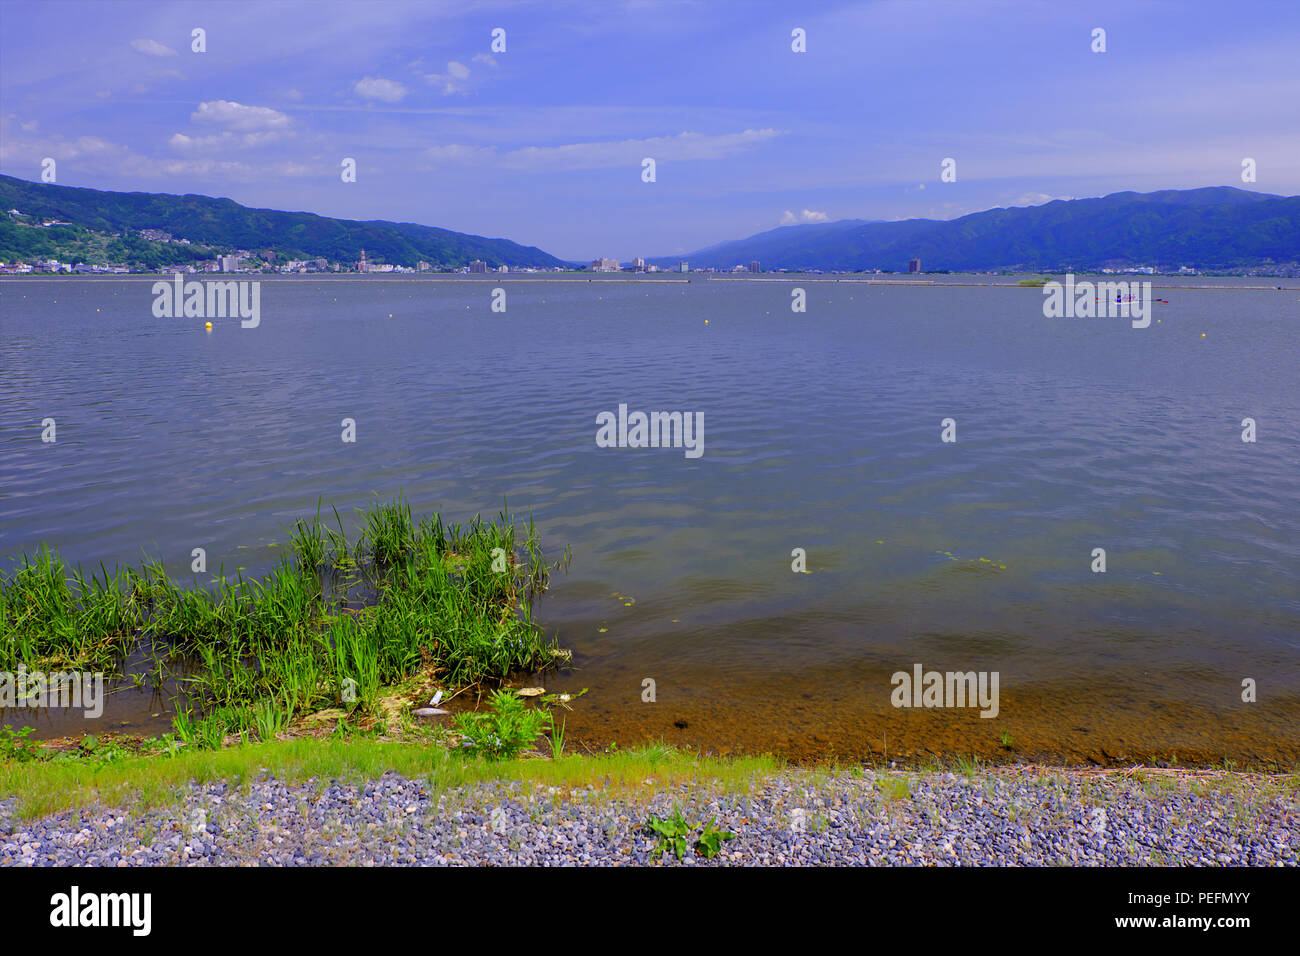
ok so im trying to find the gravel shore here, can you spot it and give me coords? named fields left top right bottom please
left=2, top=767, right=1295, bottom=866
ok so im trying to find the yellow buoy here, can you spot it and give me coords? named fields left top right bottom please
left=204, top=321, right=212, bottom=330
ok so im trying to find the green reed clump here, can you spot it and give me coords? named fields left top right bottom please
left=171, top=707, right=198, bottom=747
left=5, top=495, right=569, bottom=752
left=146, top=572, right=251, bottom=647
left=363, top=601, right=423, bottom=683
left=262, top=632, right=331, bottom=715
left=379, top=542, right=557, bottom=687
left=330, top=614, right=382, bottom=711
left=2, top=547, right=78, bottom=666
left=324, top=505, right=352, bottom=568
left=289, top=499, right=328, bottom=572
left=360, top=493, right=416, bottom=567
left=254, top=697, right=288, bottom=741
left=0, top=547, right=144, bottom=669
left=70, top=565, right=137, bottom=643
left=246, top=557, right=320, bottom=641
left=195, top=710, right=229, bottom=750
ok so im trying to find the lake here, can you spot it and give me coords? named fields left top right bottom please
left=2, top=274, right=1298, bottom=765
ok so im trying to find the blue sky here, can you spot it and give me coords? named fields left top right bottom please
left=2, top=0, right=1297, bottom=260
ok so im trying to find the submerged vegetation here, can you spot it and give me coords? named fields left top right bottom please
left=0, top=495, right=572, bottom=750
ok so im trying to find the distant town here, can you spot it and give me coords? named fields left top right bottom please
left=1, top=206, right=1283, bottom=279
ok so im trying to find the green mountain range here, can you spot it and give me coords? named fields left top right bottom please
left=0, top=174, right=566, bottom=270
left=4, top=176, right=1296, bottom=275
left=652, top=187, right=1300, bottom=272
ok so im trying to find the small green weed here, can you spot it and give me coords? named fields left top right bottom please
left=0, top=725, right=42, bottom=763
left=644, top=807, right=736, bottom=860
left=453, top=690, right=552, bottom=760
left=696, top=817, right=736, bottom=858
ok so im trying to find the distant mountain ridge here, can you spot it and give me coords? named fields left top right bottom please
left=0, top=174, right=566, bottom=269
left=652, top=188, right=1300, bottom=272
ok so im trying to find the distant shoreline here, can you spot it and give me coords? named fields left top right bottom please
left=2, top=273, right=1293, bottom=290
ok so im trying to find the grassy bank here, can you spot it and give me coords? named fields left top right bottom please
left=3, top=732, right=1296, bottom=833
left=0, top=737, right=783, bottom=821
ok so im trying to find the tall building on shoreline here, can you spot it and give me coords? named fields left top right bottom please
left=908, top=257, right=921, bottom=274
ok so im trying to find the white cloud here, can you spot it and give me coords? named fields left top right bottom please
left=426, top=128, right=780, bottom=172
left=471, top=53, right=498, bottom=68
left=191, top=100, right=290, bottom=132
left=131, top=38, right=177, bottom=57
left=422, top=60, right=472, bottom=95
left=1013, top=192, right=1073, bottom=206
left=2, top=95, right=311, bottom=187
left=0, top=118, right=311, bottom=182
left=168, top=130, right=288, bottom=152
left=780, top=208, right=830, bottom=225
left=0, top=130, right=126, bottom=165
left=354, top=76, right=408, bottom=102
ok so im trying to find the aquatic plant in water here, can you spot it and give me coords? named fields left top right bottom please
left=0, top=496, right=570, bottom=750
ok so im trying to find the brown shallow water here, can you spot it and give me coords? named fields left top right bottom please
left=527, top=660, right=1300, bottom=768
left=15, top=649, right=1299, bottom=769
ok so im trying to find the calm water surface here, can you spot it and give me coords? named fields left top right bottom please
left=2, top=275, right=1298, bottom=764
